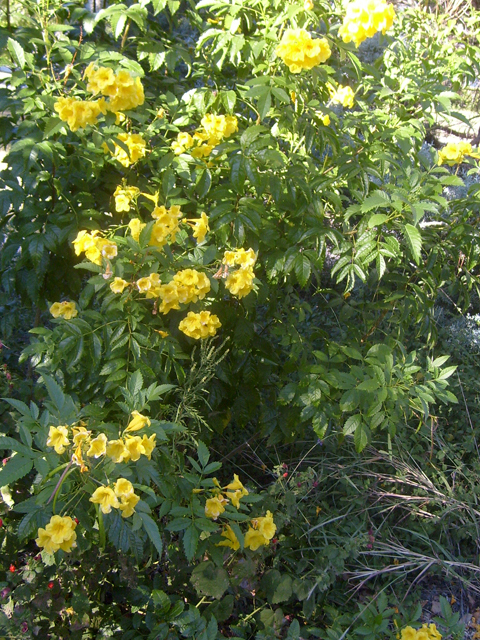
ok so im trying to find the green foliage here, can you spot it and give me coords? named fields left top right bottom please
left=2, top=0, right=480, bottom=635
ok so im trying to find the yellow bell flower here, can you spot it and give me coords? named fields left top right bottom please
left=90, top=486, right=120, bottom=514
left=217, top=525, right=240, bottom=550
left=125, top=410, right=151, bottom=433
left=46, top=426, right=69, bottom=454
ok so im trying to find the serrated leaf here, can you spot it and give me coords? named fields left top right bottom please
left=7, top=38, right=25, bottom=69
left=128, top=370, right=143, bottom=396
left=368, top=213, right=389, bottom=228
left=139, top=512, right=163, bottom=556
left=343, top=414, right=362, bottom=436
left=360, top=191, right=390, bottom=212
left=404, top=223, right=422, bottom=265
left=354, top=423, right=369, bottom=452
left=0, top=456, right=33, bottom=487
left=183, top=523, right=199, bottom=562
left=197, top=441, right=210, bottom=468
left=294, top=254, right=311, bottom=287
left=42, top=375, right=65, bottom=411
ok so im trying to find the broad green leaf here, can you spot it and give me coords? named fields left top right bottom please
left=404, top=223, right=422, bottom=265
left=139, top=512, right=163, bottom=556
left=183, top=523, right=199, bottom=562
left=354, top=423, right=369, bottom=452
left=191, top=561, right=229, bottom=599
left=360, top=191, right=390, bottom=212
left=7, top=38, right=25, bottom=69
left=368, top=213, right=389, bottom=228
left=0, top=456, right=33, bottom=487
left=343, top=414, right=362, bottom=436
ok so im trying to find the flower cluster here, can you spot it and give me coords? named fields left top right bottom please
left=90, top=478, right=140, bottom=517
left=400, top=624, right=442, bottom=640
left=104, top=132, right=147, bottom=167
left=73, top=230, right=118, bottom=266
left=49, top=301, right=78, bottom=320
left=171, top=114, right=238, bottom=158
left=46, top=412, right=154, bottom=471
left=327, top=83, right=355, bottom=108
left=205, top=475, right=249, bottom=520
left=157, top=269, right=211, bottom=314
left=437, top=141, right=480, bottom=166
left=339, top=0, right=396, bottom=47
left=114, top=185, right=140, bottom=212
left=36, top=515, right=77, bottom=554
left=276, top=29, right=331, bottom=73
left=84, top=64, right=145, bottom=113
left=129, top=204, right=183, bottom=248
left=178, top=311, right=222, bottom=339
left=244, top=511, right=276, bottom=550
left=54, top=97, right=107, bottom=132
left=223, top=248, right=257, bottom=299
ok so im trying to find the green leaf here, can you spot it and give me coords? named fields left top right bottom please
left=343, top=414, right=362, bottom=436
left=404, top=223, right=422, bottom=265
left=360, top=191, right=390, bottom=212
left=197, top=441, right=210, bottom=468
left=368, top=213, right=389, bottom=228
left=354, top=423, right=369, bottom=452
left=42, top=375, right=65, bottom=411
left=183, top=523, right=199, bottom=562
left=128, top=370, right=144, bottom=397
left=0, top=456, right=33, bottom=487
left=190, top=561, right=229, bottom=599
left=294, top=254, right=311, bottom=287
left=139, top=512, right=163, bottom=557
left=7, top=38, right=25, bottom=69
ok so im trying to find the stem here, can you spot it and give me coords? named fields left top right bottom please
left=120, top=19, right=131, bottom=51
left=97, top=505, right=106, bottom=550
left=47, top=461, right=73, bottom=506
left=50, top=464, right=76, bottom=514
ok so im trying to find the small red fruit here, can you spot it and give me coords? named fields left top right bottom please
left=74, top=518, right=79, bottom=524
left=48, top=581, right=54, bottom=589
left=282, top=472, right=288, bottom=478
left=9, top=564, right=15, bottom=573
left=0, top=518, right=3, bottom=527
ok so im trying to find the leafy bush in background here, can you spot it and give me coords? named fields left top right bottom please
left=1, top=0, right=480, bottom=636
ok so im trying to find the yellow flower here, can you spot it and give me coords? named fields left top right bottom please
left=36, top=515, right=77, bottom=554
left=110, top=277, right=129, bottom=294
left=437, top=141, right=479, bottom=166
left=54, top=96, right=107, bottom=131
left=217, top=525, right=240, bottom=550
left=244, top=527, right=268, bottom=551
left=46, top=515, right=77, bottom=545
left=321, top=113, right=330, bottom=126
left=424, top=625, right=442, bottom=640
left=86, top=433, right=107, bottom=458
left=171, top=132, right=194, bottom=155
left=128, top=218, right=146, bottom=242
left=327, top=83, right=355, bottom=108
left=224, top=475, right=249, bottom=507
left=255, top=511, right=276, bottom=540
left=224, top=474, right=246, bottom=491
left=225, top=267, right=255, bottom=298
left=205, top=496, right=227, bottom=520
left=276, top=29, right=331, bottom=73
left=47, top=426, right=69, bottom=454
left=223, top=248, right=256, bottom=268
left=125, top=410, right=151, bottom=433
left=186, top=212, right=210, bottom=244
left=105, top=133, right=147, bottom=167
left=339, top=0, right=396, bottom=47
left=113, top=185, right=140, bottom=212
left=119, top=493, right=140, bottom=518
left=114, top=478, right=134, bottom=498
left=100, top=242, right=118, bottom=259
left=124, top=435, right=145, bottom=461
left=106, top=439, right=130, bottom=463
left=49, top=301, right=78, bottom=320
left=179, top=311, right=222, bottom=340
left=400, top=628, right=419, bottom=640
left=72, top=426, right=90, bottom=446
left=90, top=486, right=120, bottom=514
left=36, top=528, right=59, bottom=554
left=304, top=0, right=314, bottom=9
left=141, top=434, right=156, bottom=460
left=136, top=277, right=152, bottom=293
left=35, top=516, right=77, bottom=553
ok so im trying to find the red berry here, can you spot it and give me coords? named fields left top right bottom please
left=74, top=518, right=79, bottom=524
left=48, top=581, right=54, bottom=589
left=282, top=472, right=288, bottom=478
left=9, top=564, right=15, bottom=573
left=0, top=518, right=3, bottom=527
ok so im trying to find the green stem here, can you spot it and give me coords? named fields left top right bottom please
left=97, top=505, right=106, bottom=550
left=47, top=461, right=74, bottom=511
